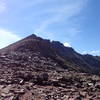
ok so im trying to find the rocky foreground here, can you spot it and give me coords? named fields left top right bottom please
left=0, top=52, right=100, bottom=100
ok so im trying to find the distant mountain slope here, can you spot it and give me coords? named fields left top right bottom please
left=0, top=34, right=100, bottom=75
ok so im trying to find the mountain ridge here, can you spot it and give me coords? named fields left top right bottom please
left=0, top=34, right=100, bottom=75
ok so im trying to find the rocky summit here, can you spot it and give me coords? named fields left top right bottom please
left=0, top=34, right=100, bottom=100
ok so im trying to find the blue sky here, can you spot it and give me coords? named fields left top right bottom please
left=0, top=0, right=100, bottom=55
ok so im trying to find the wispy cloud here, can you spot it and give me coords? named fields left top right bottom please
left=65, top=28, right=81, bottom=38
left=64, top=42, right=71, bottom=47
left=0, top=29, right=21, bottom=48
left=82, top=50, right=100, bottom=55
left=90, top=50, right=100, bottom=55
left=0, top=0, right=6, bottom=14
left=34, top=0, right=88, bottom=38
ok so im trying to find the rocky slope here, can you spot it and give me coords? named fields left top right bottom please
left=0, top=34, right=100, bottom=100
left=0, top=34, right=100, bottom=75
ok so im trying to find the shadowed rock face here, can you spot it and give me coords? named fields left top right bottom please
left=0, top=34, right=100, bottom=100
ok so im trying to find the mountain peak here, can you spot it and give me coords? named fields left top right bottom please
left=26, top=34, right=37, bottom=38
left=23, top=34, right=39, bottom=40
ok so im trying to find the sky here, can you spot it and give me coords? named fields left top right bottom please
left=0, top=0, right=100, bottom=55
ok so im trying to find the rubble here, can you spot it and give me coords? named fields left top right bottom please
left=0, top=53, right=100, bottom=100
